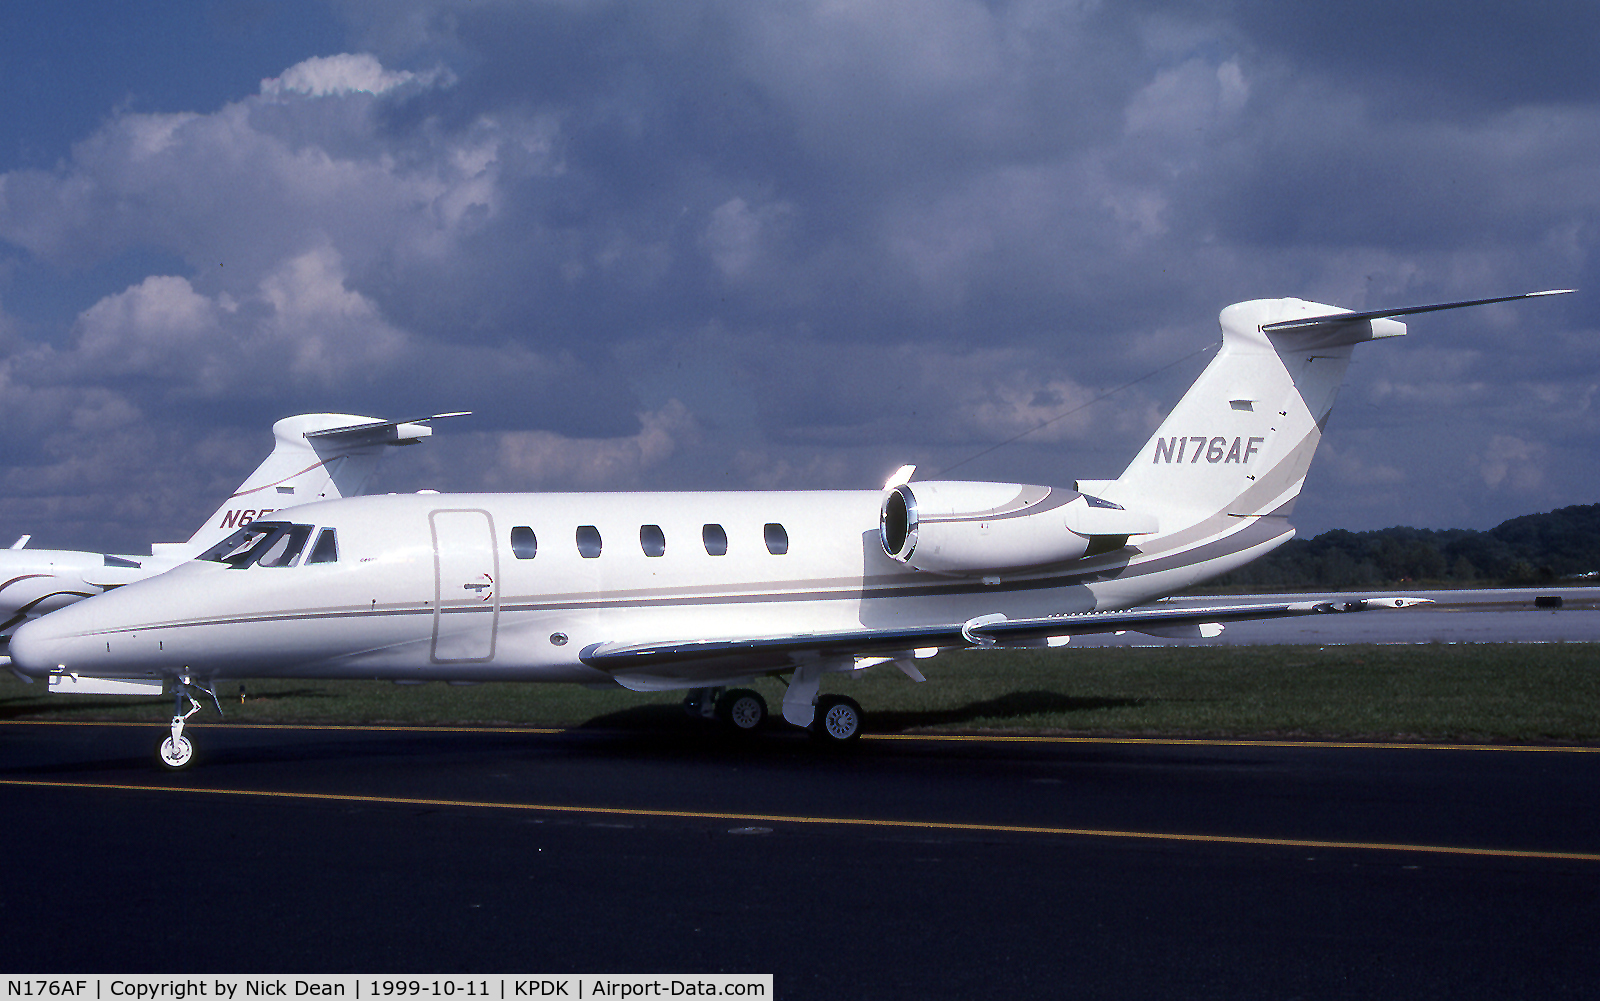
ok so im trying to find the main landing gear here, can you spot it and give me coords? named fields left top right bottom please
left=716, top=689, right=769, bottom=733
left=158, top=676, right=222, bottom=770
left=684, top=687, right=771, bottom=735
left=811, top=694, right=864, bottom=745
left=683, top=684, right=862, bottom=744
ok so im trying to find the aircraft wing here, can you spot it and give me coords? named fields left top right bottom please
left=580, top=597, right=1428, bottom=687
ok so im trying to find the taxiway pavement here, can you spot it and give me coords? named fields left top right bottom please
left=2, top=720, right=1596, bottom=999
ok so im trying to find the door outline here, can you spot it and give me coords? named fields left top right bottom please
left=430, top=508, right=500, bottom=663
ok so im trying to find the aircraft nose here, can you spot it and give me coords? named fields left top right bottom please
left=8, top=614, right=63, bottom=679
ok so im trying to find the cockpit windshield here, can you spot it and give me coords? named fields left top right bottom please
left=198, top=522, right=315, bottom=568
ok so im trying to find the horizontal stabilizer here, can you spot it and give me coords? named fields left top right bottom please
left=80, top=565, right=151, bottom=588
left=1262, top=290, right=1573, bottom=332
left=304, top=411, right=472, bottom=447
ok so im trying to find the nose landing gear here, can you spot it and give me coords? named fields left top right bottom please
left=157, top=676, right=222, bottom=770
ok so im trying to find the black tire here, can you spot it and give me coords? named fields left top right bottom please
left=811, top=694, right=863, bottom=744
left=716, top=689, right=768, bottom=733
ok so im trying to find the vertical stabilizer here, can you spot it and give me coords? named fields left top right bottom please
left=1097, top=299, right=1406, bottom=539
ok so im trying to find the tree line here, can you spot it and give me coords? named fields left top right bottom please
left=1204, top=503, right=1600, bottom=590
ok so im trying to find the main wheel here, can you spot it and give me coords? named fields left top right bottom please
left=158, top=734, right=195, bottom=770
left=716, top=689, right=768, bottom=733
left=812, top=694, right=863, bottom=744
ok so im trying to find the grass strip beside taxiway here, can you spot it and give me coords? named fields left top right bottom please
left=4, top=643, right=1599, bottom=744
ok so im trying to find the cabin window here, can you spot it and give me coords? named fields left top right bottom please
left=306, top=528, right=339, bottom=564
left=640, top=524, right=666, bottom=557
left=702, top=523, right=727, bottom=556
left=576, top=525, right=603, bottom=558
left=511, top=526, right=538, bottom=560
left=764, top=523, right=790, bottom=555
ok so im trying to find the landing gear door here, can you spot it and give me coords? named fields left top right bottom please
left=430, top=509, right=499, bottom=663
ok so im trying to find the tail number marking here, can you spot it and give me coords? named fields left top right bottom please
left=1152, top=436, right=1264, bottom=464
left=219, top=508, right=276, bottom=529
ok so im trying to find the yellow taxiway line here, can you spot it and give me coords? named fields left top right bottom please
left=1, top=776, right=1596, bottom=864
left=3, top=718, right=1598, bottom=753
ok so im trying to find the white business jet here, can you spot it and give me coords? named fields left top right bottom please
left=8, top=292, right=1571, bottom=767
left=1, top=412, right=466, bottom=661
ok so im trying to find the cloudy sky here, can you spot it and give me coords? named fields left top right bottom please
left=1, top=0, right=1595, bottom=555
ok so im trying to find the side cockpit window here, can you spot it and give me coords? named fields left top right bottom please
left=256, top=525, right=312, bottom=567
left=305, top=528, right=339, bottom=564
left=199, top=523, right=281, bottom=567
left=198, top=521, right=313, bottom=568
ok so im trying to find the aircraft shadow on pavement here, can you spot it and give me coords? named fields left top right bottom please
left=583, top=690, right=1150, bottom=735
left=863, top=691, right=1149, bottom=731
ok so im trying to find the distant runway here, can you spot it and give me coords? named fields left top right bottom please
left=1071, top=586, right=1600, bottom=645
left=3, top=720, right=1597, bottom=998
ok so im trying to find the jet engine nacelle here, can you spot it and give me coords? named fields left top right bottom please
left=879, top=480, right=1158, bottom=576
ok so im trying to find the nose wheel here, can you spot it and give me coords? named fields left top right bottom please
left=159, top=734, right=195, bottom=769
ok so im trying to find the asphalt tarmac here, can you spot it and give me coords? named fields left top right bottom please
left=2, top=720, right=1597, bottom=999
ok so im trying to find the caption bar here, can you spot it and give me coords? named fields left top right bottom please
left=5, top=979, right=771, bottom=1000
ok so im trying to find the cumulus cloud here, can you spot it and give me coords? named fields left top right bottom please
left=40, top=244, right=407, bottom=402
left=2, top=1, right=1599, bottom=551
left=1479, top=434, right=1550, bottom=492
left=704, top=197, right=795, bottom=280
left=260, top=52, right=445, bottom=97
left=491, top=400, right=699, bottom=489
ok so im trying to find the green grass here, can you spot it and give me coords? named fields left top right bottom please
left=4, top=643, right=1598, bottom=744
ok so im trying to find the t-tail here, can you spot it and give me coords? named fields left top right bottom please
left=174, top=412, right=471, bottom=558
left=1080, top=290, right=1573, bottom=591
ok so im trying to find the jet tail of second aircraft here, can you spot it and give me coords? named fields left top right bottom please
left=179, top=412, right=469, bottom=554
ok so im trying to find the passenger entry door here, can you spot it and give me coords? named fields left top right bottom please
left=431, top=509, right=499, bottom=662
